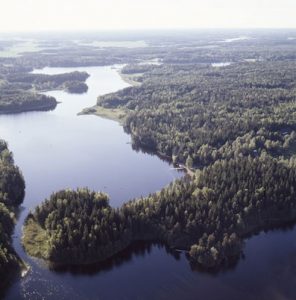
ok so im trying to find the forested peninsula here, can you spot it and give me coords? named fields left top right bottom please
left=0, top=68, right=89, bottom=114
left=23, top=154, right=296, bottom=268
left=0, top=140, right=26, bottom=287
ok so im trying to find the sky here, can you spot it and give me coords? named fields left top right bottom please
left=0, top=0, right=296, bottom=32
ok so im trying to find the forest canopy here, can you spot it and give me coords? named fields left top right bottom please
left=0, top=140, right=25, bottom=286
left=23, top=154, right=296, bottom=268
left=0, top=69, right=90, bottom=113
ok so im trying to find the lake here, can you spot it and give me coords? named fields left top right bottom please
left=1, top=65, right=296, bottom=300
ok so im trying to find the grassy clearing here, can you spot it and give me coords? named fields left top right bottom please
left=22, top=218, right=50, bottom=259
left=119, top=72, right=143, bottom=87
left=80, top=105, right=127, bottom=124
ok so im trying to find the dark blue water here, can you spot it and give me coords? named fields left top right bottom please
left=1, top=66, right=296, bottom=300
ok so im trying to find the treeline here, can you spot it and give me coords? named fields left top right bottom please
left=64, top=80, right=88, bottom=94
left=0, top=66, right=89, bottom=114
left=0, top=87, right=57, bottom=114
left=23, top=189, right=132, bottom=264
left=7, top=71, right=89, bottom=92
left=121, top=64, right=159, bottom=75
left=23, top=154, right=296, bottom=268
left=0, top=140, right=25, bottom=286
left=2, top=31, right=295, bottom=70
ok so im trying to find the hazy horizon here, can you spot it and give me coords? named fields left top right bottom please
left=1, top=0, right=296, bottom=32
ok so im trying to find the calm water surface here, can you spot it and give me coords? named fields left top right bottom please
left=1, top=66, right=296, bottom=300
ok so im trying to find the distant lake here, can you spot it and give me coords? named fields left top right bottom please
left=211, top=62, right=232, bottom=67
left=1, top=66, right=296, bottom=300
left=222, top=36, right=251, bottom=43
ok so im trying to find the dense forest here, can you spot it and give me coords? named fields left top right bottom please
left=6, top=71, right=89, bottom=93
left=23, top=189, right=132, bottom=264
left=0, top=88, right=57, bottom=114
left=0, top=66, right=89, bottom=113
left=0, top=140, right=25, bottom=287
left=23, top=154, right=296, bottom=268
left=98, top=61, right=296, bottom=167
left=20, top=32, right=296, bottom=269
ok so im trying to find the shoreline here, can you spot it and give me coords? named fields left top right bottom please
left=118, top=70, right=143, bottom=87
left=79, top=105, right=127, bottom=124
left=0, top=102, right=58, bottom=115
left=22, top=211, right=296, bottom=270
left=78, top=65, right=139, bottom=123
left=0, top=256, right=29, bottom=292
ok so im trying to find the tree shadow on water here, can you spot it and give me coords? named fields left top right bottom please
left=48, top=241, right=181, bottom=277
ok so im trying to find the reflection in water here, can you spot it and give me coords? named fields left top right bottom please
left=187, top=252, right=241, bottom=276
left=50, top=242, right=181, bottom=276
